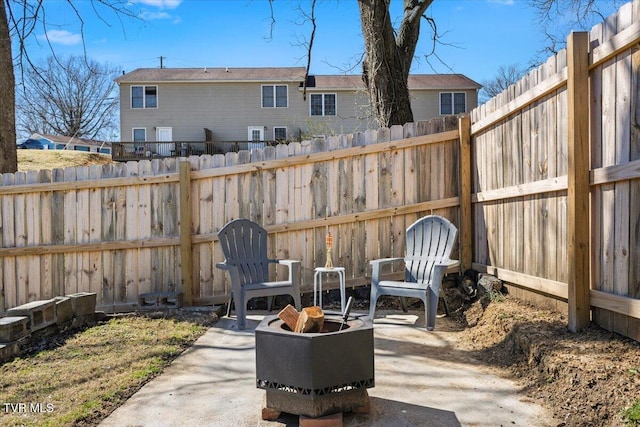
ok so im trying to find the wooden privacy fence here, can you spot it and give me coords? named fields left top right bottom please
left=2, top=0, right=640, bottom=342
left=468, top=0, right=640, bottom=339
left=0, top=118, right=461, bottom=314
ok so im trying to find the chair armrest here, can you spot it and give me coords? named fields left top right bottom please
left=275, top=259, right=301, bottom=289
left=370, top=257, right=405, bottom=287
left=431, top=259, right=460, bottom=291
left=215, top=261, right=242, bottom=293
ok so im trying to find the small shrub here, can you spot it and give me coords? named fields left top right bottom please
left=485, top=290, right=505, bottom=303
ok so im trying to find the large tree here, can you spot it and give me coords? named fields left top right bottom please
left=0, top=2, right=16, bottom=173
left=17, top=55, right=119, bottom=140
left=0, top=0, right=137, bottom=174
left=358, top=0, right=433, bottom=128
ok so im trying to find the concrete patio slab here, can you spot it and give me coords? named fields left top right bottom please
left=99, top=310, right=557, bottom=427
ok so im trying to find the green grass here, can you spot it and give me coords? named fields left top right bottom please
left=622, top=399, right=640, bottom=426
left=0, top=315, right=214, bottom=426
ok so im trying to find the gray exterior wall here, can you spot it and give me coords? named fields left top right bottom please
left=118, top=81, right=478, bottom=142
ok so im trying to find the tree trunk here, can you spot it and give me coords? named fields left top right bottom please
left=0, top=3, right=17, bottom=174
left=358, top=0, right=433, bottom=128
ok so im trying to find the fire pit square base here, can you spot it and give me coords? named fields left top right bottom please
left=265, top=388, right=369, bottom=419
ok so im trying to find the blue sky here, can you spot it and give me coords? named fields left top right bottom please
left=18, top=0, right=622, bottom=86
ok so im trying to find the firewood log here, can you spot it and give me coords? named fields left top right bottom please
left=277, top=304, right=300, bottom=330
left=294, top=306, right=324, bottom=333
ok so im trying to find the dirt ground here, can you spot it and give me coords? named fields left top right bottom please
left=449, top=289, right=640, bottom=427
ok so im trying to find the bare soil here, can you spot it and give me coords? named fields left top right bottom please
left=450, top=291, right=640, bottom=427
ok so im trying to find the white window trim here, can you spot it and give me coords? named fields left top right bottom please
left=131, top=85, right=158, bottom=109
left=273, top=126, right=287, bottom=141
left=439, top=92, right=466, bottom=115
left=261, top=84, right=289, bottom=108
left=132, top=127, right=146, bottom=141
left=309, top=93, right=337, bottom=116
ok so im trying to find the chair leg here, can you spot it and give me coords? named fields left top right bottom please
left=439, top=289, right=450, bottom=317
left=236, top=293, right=247, bottom=330
left=292, top=292, right=302, bottom=312
left=226, top=295, right=233, bottom=318
left=400, top=296, right=408, bottom=312
left=369, top=287, right=379, bottom=321
left=267, top=296, right=274, bottom=312
left=425, top=288, right=438, bottom=331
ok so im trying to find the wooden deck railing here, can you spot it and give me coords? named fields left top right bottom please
left=111, top=141, right=284, bottom=161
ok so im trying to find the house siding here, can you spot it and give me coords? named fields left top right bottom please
left=118, top=71, right=480, bottom=143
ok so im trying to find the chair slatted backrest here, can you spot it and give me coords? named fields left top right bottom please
left=218, top=219, right=270, bottom=285
left=404, top=216, right=457, bottom=284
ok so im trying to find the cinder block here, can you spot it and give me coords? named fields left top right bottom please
left=138, top=292, right=183, bottom=310
left=0, top=336, right=29, bottom=363
left=300, top=412, right=343, bottom=427
left=7, top=300, right=57, bottom=332
left=54, top=297, right=74, bottom=325
left=68, top=292, right=97, bottom=317
left=0, top=316, right=30, bottom=343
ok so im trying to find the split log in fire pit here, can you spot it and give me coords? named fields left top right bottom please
left=277, top=304, right=324, bottom=333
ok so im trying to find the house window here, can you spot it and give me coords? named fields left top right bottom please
left=310, top=93, right=336, bottom=116
left=274, top=127, right=287, bottom=141
left=131, top=85, right=157, bottom=109
left=440, top=92, right=466, bottom=115
left=133, top=128, right=146, bottom=141
left=262, top=85, right=288, bottom=108
left=132, top=128, right=146, bottom=154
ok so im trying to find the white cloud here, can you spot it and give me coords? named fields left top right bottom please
left=134, top=0, right=182, bottom=9
left=139, top=10, right=172, bottom=20
left=488, top=0, right=515, bottom=5
left=40, top=30, right=82, bottom=45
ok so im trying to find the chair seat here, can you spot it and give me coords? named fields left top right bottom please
left=377, top=280, right=429, bottom=291
left=243, top=281, right=294, bottom=291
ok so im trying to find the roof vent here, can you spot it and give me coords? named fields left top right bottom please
left=204, top=67, right=208, bottom=73
left=225, top=67, right=229, bottom=72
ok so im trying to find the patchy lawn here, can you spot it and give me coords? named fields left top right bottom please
left=17, top=150, right=114, bottom=172
left=0, top=313, right=216, bottom=426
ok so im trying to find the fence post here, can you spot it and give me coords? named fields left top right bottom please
left=566, top=31, right=590, bottom=332
left=458, top=115, right=472, bottom=272
left=179, top=160, right=194, bottom=306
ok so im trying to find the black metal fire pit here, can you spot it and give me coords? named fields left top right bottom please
left=255, top=313, right=374, bottom=418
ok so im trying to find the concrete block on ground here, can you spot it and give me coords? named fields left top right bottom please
left=7, top=300, right=57, bottom=332
left=265, top=389, right=368, bottom=419
left=71, top=314, right=97, bottom=329
left=68, top=292, right=97, bottom=317
left=138, top=292, right=183, bottom=310
left=0, top=316, right=30, bottom=343
left=0, top=341, right=18, bottom=363
left=54, top=296, right=74, bottom=326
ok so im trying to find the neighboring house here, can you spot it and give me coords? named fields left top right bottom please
left=114, top=67, right=480, bottom=150
left=22, top=133, right=112, bottom=154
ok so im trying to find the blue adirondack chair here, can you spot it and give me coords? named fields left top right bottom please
left=216, top=219, right=301, bottom=330
left=369, top=215, right=459, bottom=330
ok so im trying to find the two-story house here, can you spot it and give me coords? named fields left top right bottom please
left=114, top=67, right=480, bottom=157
